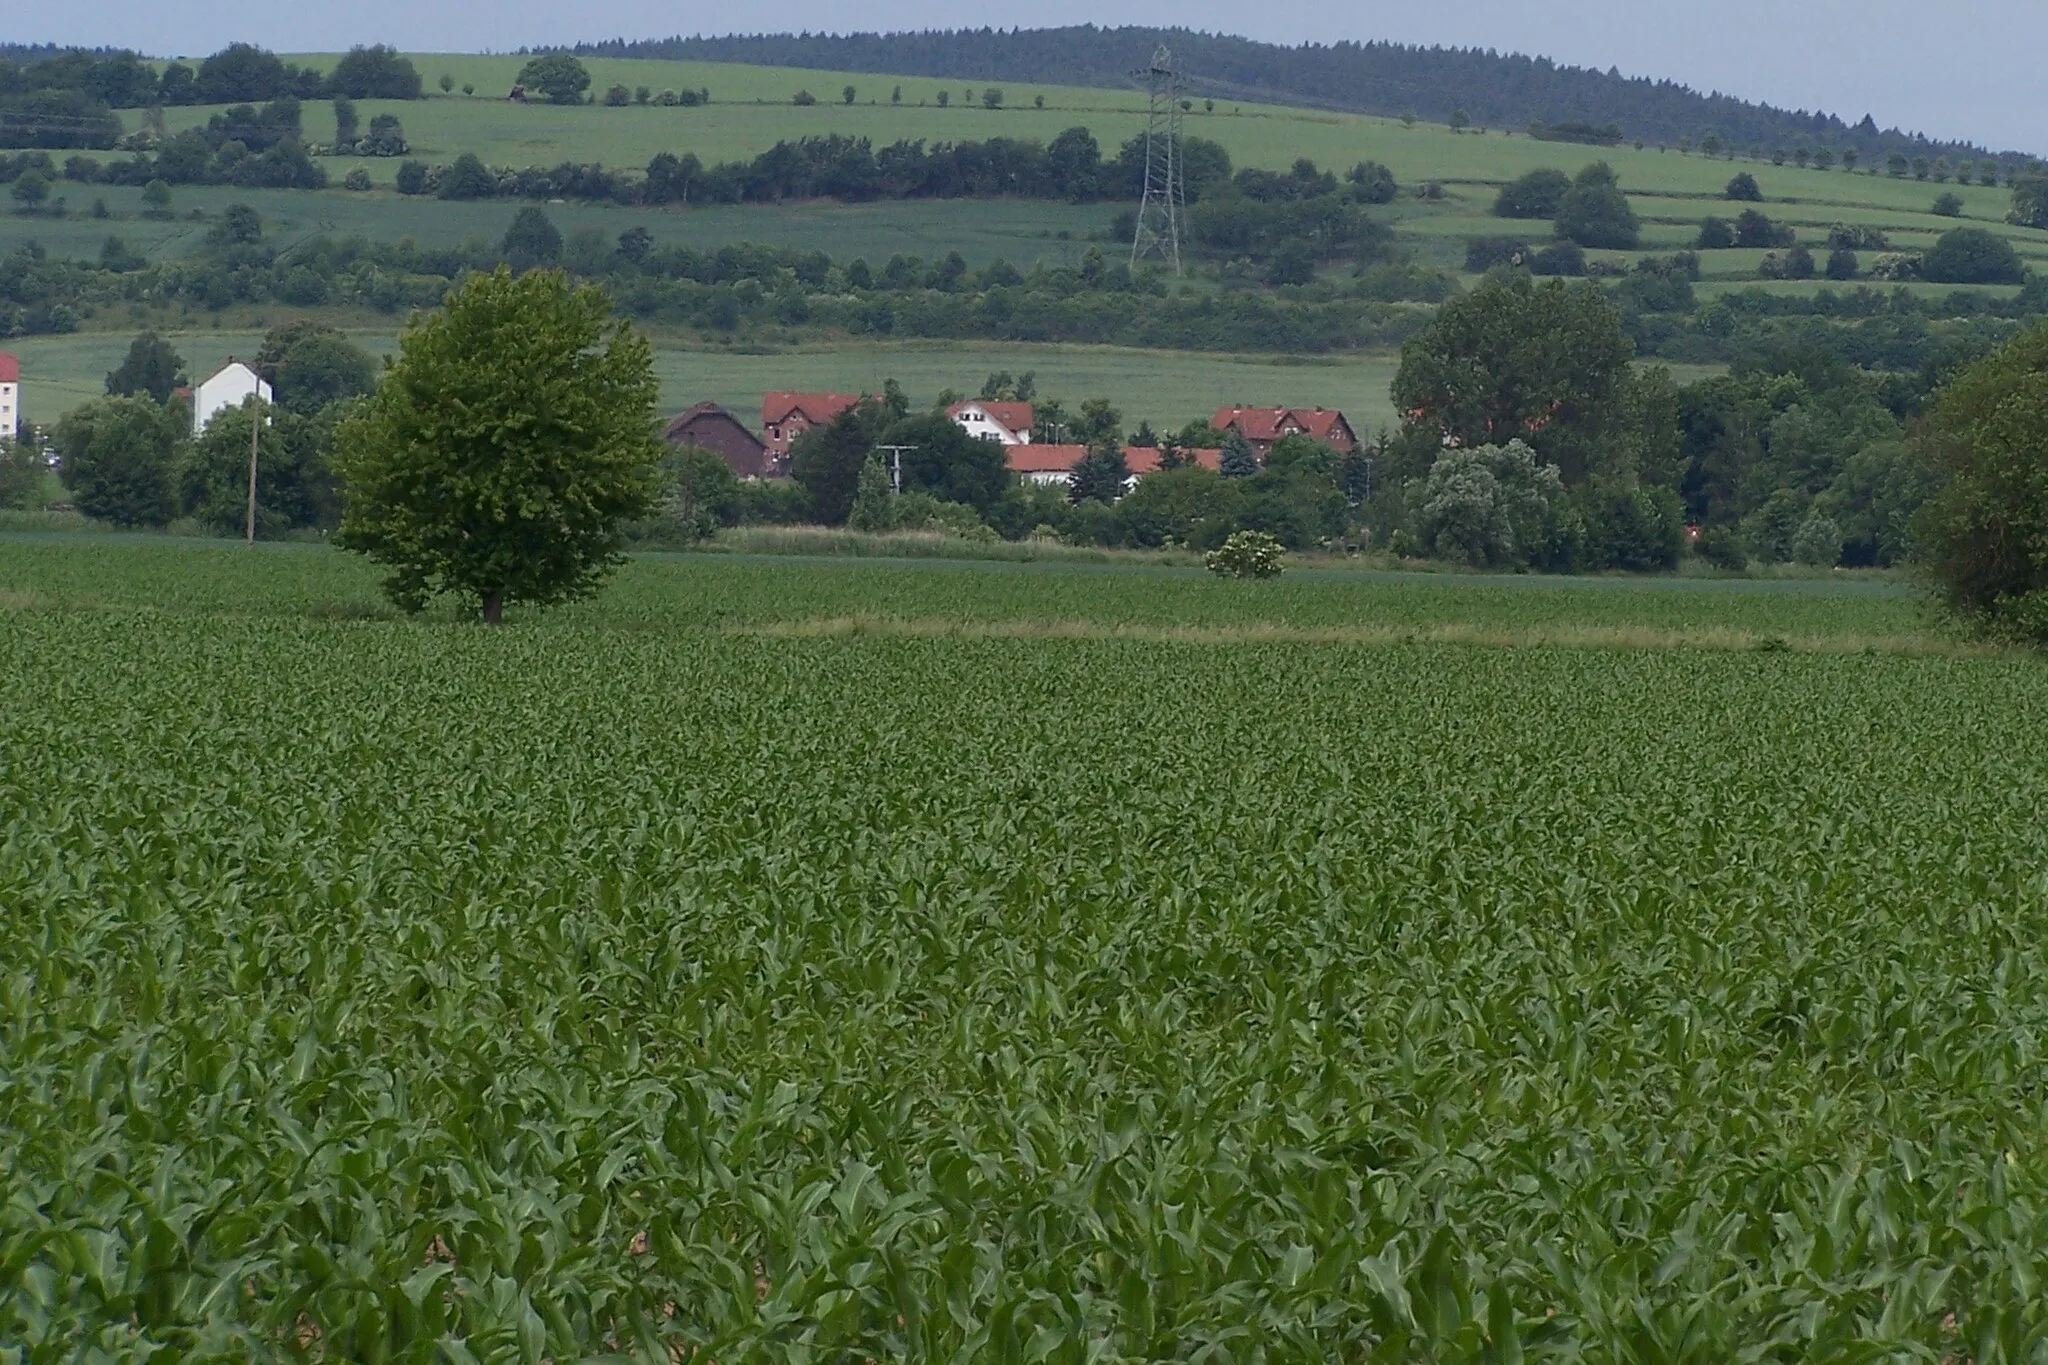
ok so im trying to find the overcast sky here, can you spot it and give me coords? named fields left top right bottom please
left=19, top=0, right=2044, bottom=150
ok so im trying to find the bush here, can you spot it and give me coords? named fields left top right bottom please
left=1464, top=237, right=1528, bottom=272
left=603, top=85, right=632, bottom=107
left=1205, top=530, right=1285, bottom=578
left=1555, top=162, right=1639, bottom=250
left=1931, top=192, right=1964, bottom=218
left=793, top=90, right=817, bottom=107
left=1529, top=241, right=1586, bottom=276
left=1414, top=440, right=1566, bottom=569
left=1697, top=217, right=1734, bottom=250
left=1725, top=172, right=1762, bottom=201
left=343, top=167, right=371, bottom=191
left=1493, top=167, right=1571, bottom=218
left=1920, top=227, right=2024, bottom=284
left=1695, top=525, right=1748, bottom=571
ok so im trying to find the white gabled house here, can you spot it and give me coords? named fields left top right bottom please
left=947, top=400, right=1034, bottom=446
left=191, top=359, right=272, bottom=436
left=0, top=352, right=19, bottom=443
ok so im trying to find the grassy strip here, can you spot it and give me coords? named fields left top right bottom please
left=734, top=611, right=1985, bottom=656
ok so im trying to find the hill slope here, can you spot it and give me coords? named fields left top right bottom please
left=569, top=26, right=2015, bottom=164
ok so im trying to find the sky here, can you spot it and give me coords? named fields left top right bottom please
left=17, top=0, right=2046, bottom=151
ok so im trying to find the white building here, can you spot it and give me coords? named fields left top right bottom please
left=0, top=353, right=18, bottom=443
left=191, top=359, right=272, bottom=435
left=946, top=400, right=1034, bottom=446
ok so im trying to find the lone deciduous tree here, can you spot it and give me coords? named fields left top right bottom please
left=333, top=268, right=662, bottom=623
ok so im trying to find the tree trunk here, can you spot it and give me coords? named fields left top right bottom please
left=482, top=593, right=503, bottom=625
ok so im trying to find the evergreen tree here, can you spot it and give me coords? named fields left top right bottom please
left=104, top=331, right=186, bottom=404
left=1068, top=445, right=1130, bottom=503
left=1220, top=431, right=1260, bottom=478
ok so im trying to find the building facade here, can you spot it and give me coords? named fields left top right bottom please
left=1211, top=406, right=1358, bottom=456
left=664, top=402, right=773, bottom=478
left=761, top=392, right=859, bottom=463
left=947, top=400, right=1034, bottom=445
left=0, top=353, right=18, bottom=443
left=192, top=360, right=273, bottom=436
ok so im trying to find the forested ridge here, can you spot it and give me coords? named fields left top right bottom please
left=567, top=26, right=2013, bottom=164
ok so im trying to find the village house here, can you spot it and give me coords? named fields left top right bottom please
left=663, top=402, right=773, bottom=478
left=1211, top=405, right=1358, bottom=456
left=761, top=392, right=859, bottom=463
left=947, top=400, right=1034, bottom=446
left=0, top=353, right=18, bottom=443
left=191, top=359, right=272, bottom=436
left=1007, top=444, right=1222, bottom=490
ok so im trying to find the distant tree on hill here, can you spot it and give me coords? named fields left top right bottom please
left=1921, top=227, right=2023, bottom=284
left=439, top=74, right=455, bottom=94
left=1555, top=162, right=1639, bottom=249
left=196, top=44, right=286, bottom=104
left=1932, top=192, right=1964, bottom=218
left=334, top=268, right=662, bottom=623
left=10, top=173, right=50, bottom=213
left=603, top=84, right=632, bottom=107
left=332, top=96, right=359, bottom=147
left=1493, top=167, right=1570, bottom=218
left=1449, top=108, right=1470, bottom=132
left=502, top=207, right=563, bottom=270
left=842, top=85, right=856, bottom=104
left=330, top=45, right=423, bottom=100
left=793, top=89, right=817, bottom=106
left=2009, top=176, right=2048, bottom=229
left=1825, top=246, right=1859, bottom=280
left=438, top=152, right=497, bottom=200
left=516, top=53, right=591, bottom=105
left=104, top=331, right=185, bottom=404
left=1724, top=172, right=1762, bottom=201
left=983, top=88, right=1004, bottom=109
left=1697, top=217, right=1734, bottom=249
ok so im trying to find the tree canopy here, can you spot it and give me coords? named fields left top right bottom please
left=516, top=54, right=591, bottom=105
left=104, top=331, right=185, bottom=404
left=1392, top=273, right=1635, bottom=482
left=1554, top=162, right=1640, bottom=250
left=1915, top=320, right=2048, bottom=644
left=54, top=395, right=181, bottom=527
left=333, top=268, right=662, bottom=622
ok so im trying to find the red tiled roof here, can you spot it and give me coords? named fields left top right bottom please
left=1126, top=446, right=1221, bottom=474
left=663, top=401, right=761, bottom=442
left=1211, top=406, right=1351, bottom=443
left=0, top=353, right=18, bottom=383
left=948, top=400, right=1034, bottom=434
left=1007, top=445, right=1222, bottom=476
left=1007, top=443, right=1088, bottom=474
left=762, top=391, right=859, bottom=426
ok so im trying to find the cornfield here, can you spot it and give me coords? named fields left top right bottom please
left=5, top=544, right=2048, bottom=1360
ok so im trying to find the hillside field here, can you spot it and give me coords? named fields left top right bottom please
left=8, top=538, right=2048, bottom=1357
left=1, top=329, right=1405, bottom=434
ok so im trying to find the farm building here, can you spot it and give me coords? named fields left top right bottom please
left=0, top=353, right=17, bottom=442
left=947, top=400, right=1034, bottom=445
left=1007, top=444, right=1221, bottom=489
left=191, top=360, right=272, bottom=436
left=762, top=392, right=859, bottom=463
left=664, top=402, right=773, bottom=478
left=1211, top=406, right=1358, bottom=455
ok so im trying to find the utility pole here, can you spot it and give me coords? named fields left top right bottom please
left=245, top=392, right=260, bottom=547
left=876, top=444, right=917, bottom=495
left=1130, top=45, right=1187, bottom=275
left=245, top=361, right=278, bottom=547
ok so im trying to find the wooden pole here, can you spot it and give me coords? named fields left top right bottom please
left=246, top=391, right=259, bottom=547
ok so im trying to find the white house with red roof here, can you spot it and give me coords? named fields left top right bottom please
left=761, top=392, right=860, bottom=462
left=1211, top=405, right=1358, bottom=456
left=947, top=399, right=1034, bottom=446
left=0, top=353, right=19, bottom=442
left=1007, top=443, right=1222, bottom=489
